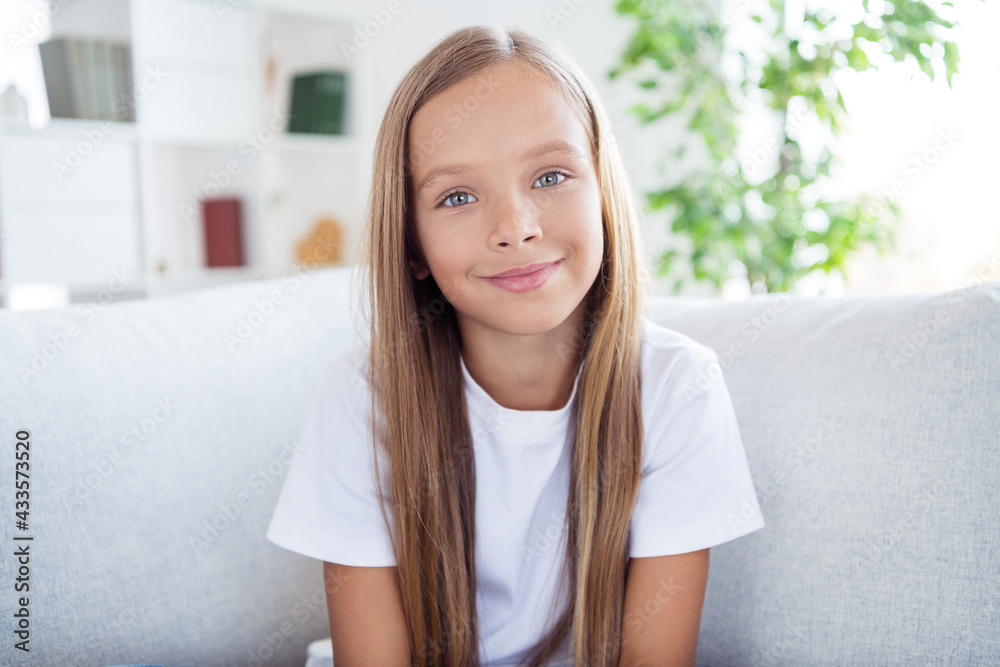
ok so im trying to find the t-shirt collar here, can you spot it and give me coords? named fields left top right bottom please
left=459, top=352, right=583, bottom=437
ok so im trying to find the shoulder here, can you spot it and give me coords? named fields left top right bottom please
left=637, top=317, right=729, bottom=450
left=308, top=340, right=373, bottom=426
left=323, top=339, right=371, bottom=392
left=294, top=340, right=380, bottom=480
left=639, top=316, right=719, bottom=390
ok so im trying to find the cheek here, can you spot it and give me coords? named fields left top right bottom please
left=554, top=194, right=604, bottom=256
left=582, top=226, right=605, bottom=283
left=414, top=218, right=449, bottom=268
left=421, top=231, right=474, bottom=288
left=571, top=201, right=605, bottom=283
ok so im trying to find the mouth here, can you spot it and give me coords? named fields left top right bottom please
left=486, top=260, right=563, bottom=279
left=481, top=259, right=564, bottom=294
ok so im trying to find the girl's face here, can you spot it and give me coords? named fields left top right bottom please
left=406, top=61, right=604, bottom=341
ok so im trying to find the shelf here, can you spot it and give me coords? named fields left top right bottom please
left=0, top=0, right=365, bottom=303
left=0, top=274, right=147, bottom=301
left=144, top=263, right=348, bottom=295
left=270, top=132, right=355, bottom=155
left=0, top=117, right=138, bottom=139
left=152, top=266, right=265, bottom=281
left=144, top=266, right=268, bottom=294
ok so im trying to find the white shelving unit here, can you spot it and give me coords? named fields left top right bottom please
left=0, top=0, right=366, bottom=307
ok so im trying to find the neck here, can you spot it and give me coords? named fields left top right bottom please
left=457, top=299, right=588, bottom=411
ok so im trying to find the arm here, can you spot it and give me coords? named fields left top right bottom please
left=617, top=548, right=710, bottom=667
left=323, top=561, right=412, bottom=667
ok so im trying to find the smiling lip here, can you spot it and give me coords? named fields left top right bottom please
left=482, top=259, right=563, bottom=294
left=487, top=260, right=561, bottom=278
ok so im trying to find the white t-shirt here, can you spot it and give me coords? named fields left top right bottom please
left=266, top=316, right=765, bottom=666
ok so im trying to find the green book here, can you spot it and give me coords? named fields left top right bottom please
left=288, top=71, right=346, bottom=135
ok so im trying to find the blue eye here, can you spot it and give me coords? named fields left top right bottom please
left=534, top=171, right=567, bottom=188
left=435, top=170, right=569, bottom=208
left=439, top=191, right=478, bottom=208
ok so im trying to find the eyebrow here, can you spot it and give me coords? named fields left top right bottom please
left=415, top=141, right=588, bottom=198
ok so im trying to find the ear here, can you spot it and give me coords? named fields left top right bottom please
left=408, top=251, right=430, bottom=281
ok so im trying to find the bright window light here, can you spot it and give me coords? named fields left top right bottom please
left=8, top=282, right=71, bottom=311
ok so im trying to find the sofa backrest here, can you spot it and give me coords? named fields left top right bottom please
left=1, top=267, right=363, bottom=666
left=650, top=282, right=1000, bottom=665
left=1, top=267, right=997, bottom=666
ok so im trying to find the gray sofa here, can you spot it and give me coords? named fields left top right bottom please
left=1, top=265, right=997, bottom=666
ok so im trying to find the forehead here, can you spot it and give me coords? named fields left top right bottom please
left=407, top=62, right=593, bottom=178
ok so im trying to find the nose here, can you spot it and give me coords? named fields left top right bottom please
left=489, top=193, right=542, bottom=248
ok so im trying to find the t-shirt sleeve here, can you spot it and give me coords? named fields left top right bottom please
left=265, top=353, right=397, bottom=566
left=629, top=342, right=765, bottom=558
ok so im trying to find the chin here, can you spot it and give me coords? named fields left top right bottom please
left=493, top=308, right=578, bottom=337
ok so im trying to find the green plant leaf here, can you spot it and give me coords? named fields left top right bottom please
left=610, top=0, right=957, bottom=293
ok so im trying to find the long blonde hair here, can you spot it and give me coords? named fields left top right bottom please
left=355, top=24, right=647, bottom=667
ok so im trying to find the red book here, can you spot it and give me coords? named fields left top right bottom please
left=202, top=198, right=243, bottom=268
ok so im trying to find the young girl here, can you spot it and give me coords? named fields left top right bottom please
left=267, top=24, right=764, bottom=667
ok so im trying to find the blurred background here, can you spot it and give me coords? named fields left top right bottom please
left=0, top=0, right=996, bottom=310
